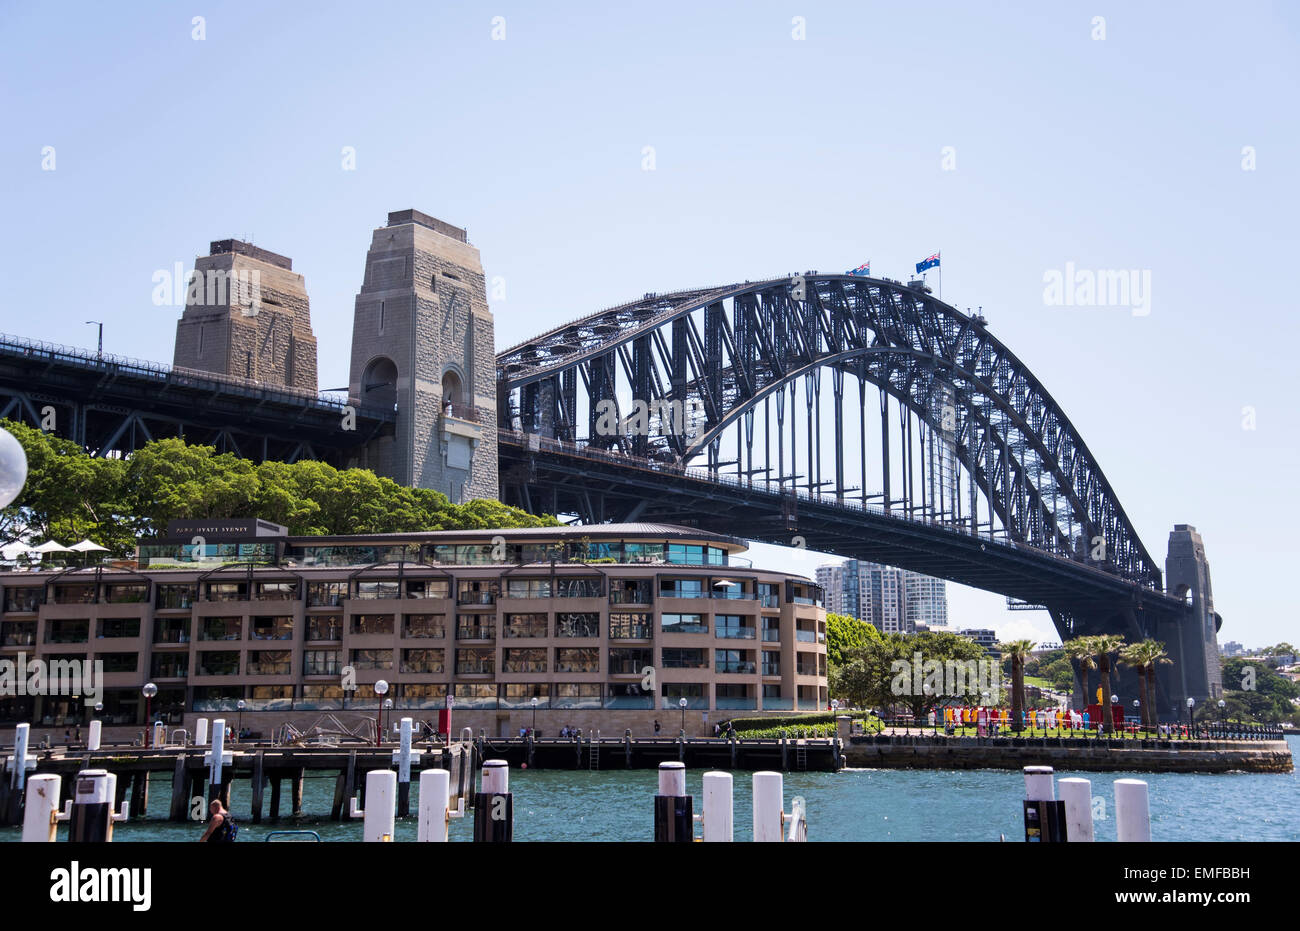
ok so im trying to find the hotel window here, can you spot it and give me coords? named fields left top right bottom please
left=553, top=683, right=602, bottom=709
left=660, top=613, right=707, bottom=634
left=761, top=617, right=780, bottom=642
left=349, top=649, right=393, bottom=671
left=151, top=653, right=188, bottom=678
left=251, top=616, right=294, bottom=640
left=307, top=582, right=346, bottom=607
left=399, top=683, right=448, bottom=708
left=299, top=685, right=345, bottom=709
left=609, top=613, right=652, bottom=639
left=2, top=621, right=36, bottom=646
left=193, top=686, right=242, bottom=711
left=98, top=652, right=137, bottom=673
left=661, top=682, right=706, bottom=709
left=199, top=617, right=242, bottom=641
left=456, top=615, right=495, bottom=640
left=247, top=685, right=293, bottom=709
left=104, top=583, right=149, bottom=604
left=352, top=614, right=394, bottom=636
left=604, top=683, right=653, bottom=709
left=156, top=584, right=196, bottom=609
left=44, top=619, right=89, bottom=644
left=502, top=648, right=546, bottom=673
left=555, top=613, right=599, bottom=638
left=554, top=577, right=601, bottom=598
left=660, top=578, right=704, bottom=598
left=306, top=615, right=342, bottom=641
left=3, top=588, right=42, bottom=612
left=452, top=683, right=497, bottom=709
left=96, top=617, right=140, bottom=639
left=609, top=579, right=652, bottom=605
left=505, top=578, right=551, bottom=599
left=761, top=651, right=781, bottom=676
left=205, top=582, right=247, bottom=602
left=247, top=650, right=292, bottom=676
left=503, top=613, right=547, bottom=638
left=457, top=580, right=496, bottom=605
left=52, top=584, right=95, bottom=605
left=401, top=648, right=445, bottom=674
left=255, top=581, right=297, bottom=601
left=355, top=580, right=400, bottom=600
left=757, top=582, right=780, bottom=609
left=715, top=615, right=755, bottom=640
left=608, top=648, right=652, bottom=674
left=197, top=651, right=241, bottom=676
left=303, top=650, right=341, bottom=676
left=403, top=614, right=446, bottom=639
left=500, top=683, right=549, bottom=708
left=715, top=649, right=754, bottom=674
left=555, top=647, right=599, bottom=673
left=455, top=648, right=495, bottom=675
left=662, top=647, right=707, bottom=669
left=405, top=579, right=450, bottom=599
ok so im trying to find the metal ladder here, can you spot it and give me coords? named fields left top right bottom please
left=795, top=741, right=807, bottom=771
left=589, top=739, right=600, bottom=771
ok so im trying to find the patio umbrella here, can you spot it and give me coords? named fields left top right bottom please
left=31, top=540, right=72, bottom=554
left=70, top=539, right=109, bottom=566
left=1, top=541, right=36, bottom=561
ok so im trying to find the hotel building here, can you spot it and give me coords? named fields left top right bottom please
left=0, top=522, right=827, bottom=737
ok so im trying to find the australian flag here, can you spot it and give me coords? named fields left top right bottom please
left=846, top=262, right=870, bottom=277
left=915, top=252, right=940, bottom=274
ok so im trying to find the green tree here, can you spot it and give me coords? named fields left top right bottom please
left=825, top=613, right=881, bottom=667
left=1089, top=634, right=1127, bottom=734
left=1063, top=636, right=1099, bottom=709
left=1120, top=639, right=1171, bottom=729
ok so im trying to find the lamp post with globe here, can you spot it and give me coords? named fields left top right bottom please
left=373, top=680, right=389, bottom=746
left=679, top=696, right=687, bottom=735
left=530, top=696, right=538, bottom=736
left=236, top=699, right=245, bottom=742
left=142, top=683, right=157, bottom=747
left=1186, top=696, right=1195, bottom=737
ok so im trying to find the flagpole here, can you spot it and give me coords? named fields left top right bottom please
left=938, top=251, right=942, bottom=301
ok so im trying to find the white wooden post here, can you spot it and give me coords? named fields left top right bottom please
left=1114, top=778, right=1152, bottom=842
left=753, top=771, right=784, bottom=842
left=1058, top=777, right=1095, bottom=842
left=701, top=771, right=733, bottom=842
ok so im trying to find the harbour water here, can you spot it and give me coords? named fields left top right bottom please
left=5, top=736, right=1295, bottom=843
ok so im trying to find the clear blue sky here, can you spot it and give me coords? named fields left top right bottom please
left=2, top=1, right=1297, bottom=646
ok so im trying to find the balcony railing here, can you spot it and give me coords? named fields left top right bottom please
left=761, top=629, right=780, bottom=642
left=716, top=627, right=756, bottom=640
left=795, top=630, right=816, bottom=643
left=716, top=661, right=756, bottom=674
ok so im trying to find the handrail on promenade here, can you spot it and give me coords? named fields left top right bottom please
left=868, top=715, right=1285, bottom=742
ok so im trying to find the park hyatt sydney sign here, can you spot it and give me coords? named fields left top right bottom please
left=161, top=519, right=288, bottom=541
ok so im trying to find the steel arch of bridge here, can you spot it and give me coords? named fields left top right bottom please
left=498, top=275, right=1162, bottom=591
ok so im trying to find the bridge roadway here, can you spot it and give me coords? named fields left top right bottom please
left=499, top=430, right=1186, bottom=622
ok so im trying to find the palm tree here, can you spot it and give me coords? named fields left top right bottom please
left=1063, top=636, right=1098, bottom=712
left=1090, top=635, right=1126, bottom=734
left=997, top=639, right=1037, bottom=733
left=1120, top=639, right=1171, bottom=731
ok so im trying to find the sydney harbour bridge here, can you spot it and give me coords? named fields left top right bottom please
left=0, top=221, right=1222, bottom=719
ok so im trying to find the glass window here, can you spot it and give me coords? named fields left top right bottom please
left=193, top=685, right=242, bottom=711
left=555, top=647, right=599, bottom=673
left=44, top=619, right=89, bottom=644
left=199, top=617, right=242, bottom=641
left=502, top=648, right=546, bottom=673
left=715, top=615, right=755, bottom=639
left=661, top=682, right=707, bottom=710
left=303, top=650, right=341, bottom=676
left=248, top=650, right=292, bottom=676
left=205, top=582, right=247, bottom=602
left=660, top=613, right=707, bottom=634
left=355, top=580, right=400, bottom=600
left=758, top=582, right=780, bottom=609
left=1, top=621, right=36, bottom=646
left=52, top=584, right=95, bottom=605
left=553, top=683, right=602, bottom=709
left=455, top=648, right=495, bottom=675
left=197, top=651, right=240, bottom=676
left=299, top=685, right=345, bottom=709
left=505, top=578, right=551, bottom=599
left=503, top=613, right=548, bottom=638
left=715, top=649, right=754, bottom=674
left=660, top=578, right=704, bottom=598
left=609, top=579, right=652, bottom=604
left=762, top=651, right=781, bottom=676
left=662, top=647, right=708, bottom=669
left=3, top=587, right=43, bottom=612
left=398, top=683, right=448, bottom=709
left=451, top=682, right=497, bottom=709
left=250, top=616, right=294, bottom=640
left=156, top=584, right=196, bottom=609
left=554, top=577, right=601, bottom=598
left=456, top=580, right=496, bottom=605
left=555, top=613, right=599, bottom=637
left=455, top=615, right=495, bottom=640
left=104, top=583, right=149, bottom=604
left=307, top=582, right=346, bottom=607
left=401, top=648, right=444, bottom=674
left=153, top=617, right=190, bottom=644
left=255, top=581, right=298, bottom=601
left=349, top=649, right=393, bottom=671
left=98, top=652, right=137, bottom=673
left=151, top=653, right=189, bottom=678
left=609, top=612, right=653, bottom=639
left=608, top=648, right=652, bottom=674
left=604, top=683, right=653, bottom=709
left=405, top=579, right=450, bottom=599
left=96, top=617, right=140, bottom=639
left=351, top=614, right=394, bottom=635
left=306, top=614, right=342, bottom=641
left=403, top=614, right=446, bottom=638
left=500, top=683, right=549, bottom=708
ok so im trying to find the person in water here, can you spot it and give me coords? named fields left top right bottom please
left=199, top=800, right=237, bottom=843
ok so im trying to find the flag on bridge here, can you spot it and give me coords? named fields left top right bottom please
left=846, top=262, right=870, bottom=277
left=915, top=252, right=940, bottom=274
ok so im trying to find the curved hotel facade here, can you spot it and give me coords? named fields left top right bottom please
left=0, top=523, right=827, bottom=737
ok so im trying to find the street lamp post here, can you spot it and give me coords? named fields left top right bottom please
left=1132, top=699, right=1141, bottom=736
left=373, top=680, right=389, bottom=746
left=383, top=698, right=393, bottom=740
left=236, top=699, right=245, bottom=742
left=142, top=683, right=157, bottom=747
left=1186, top=696, right=1195, bottom=738
left=679, top=697, right=687, bottom=735
left=530, top=696, right=538, bottom=735
left=1217, top=698, right=1226, bottom=733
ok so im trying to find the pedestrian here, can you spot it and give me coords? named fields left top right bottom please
left=199, top=800, right=237, bottom=843
left=653, top=720, right=661, bottom=736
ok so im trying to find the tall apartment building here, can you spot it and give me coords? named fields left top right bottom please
left=816, top=558, right=948, bottom=635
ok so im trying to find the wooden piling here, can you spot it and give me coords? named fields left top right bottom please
left=330, top=771, right=346, bottom=821
left=340, top=750, right=357, bottom=821
left=169, top=754, right=189, bottom=822
left=114, top=770, right=130, bottom=817
left=291, top=768, right=304, bottom=816
left=250, top=751, right=264, bottom=824
left=269, top=776, right=282, bottom=820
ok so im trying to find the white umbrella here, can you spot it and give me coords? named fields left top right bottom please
left=31, top=540, right=72, bottom=554
left=1, top=542, right=36, bottom=560
left=69, top=539, right=108, bottom=553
